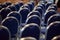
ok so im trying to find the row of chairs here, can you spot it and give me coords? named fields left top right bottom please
left=1, top=21, right=60, bottom=40
left=0, top=1, right=24, bottom=10
left=0, top=1, right=60, bottom=40
left=0, top=1, right=39, bottom=40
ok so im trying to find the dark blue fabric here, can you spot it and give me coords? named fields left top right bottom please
left=19, top=8, right=30, bottom=23
left=7, top=11, right=21, bottom=25
left=27, top=3, right=34, bottom=11
left=15, top=2, right=23, bottom=11
left=2, top=17, right=18, bottom=37
left=0, top=26, right=9, bottom=40
left=46, top=22, right=60, bottom=40
left=35, top=7, right=43, bottom=16
left=46, top=3, right=52, bottom=9
left=2, top=3, right=7, bottom=8
left=8, top=5, right=16, bottom=11
left=37, top=5, right=44, bottom=10
left=48, top=14, right=60, bottom=25
left=18, top=2, right=23, bottom=7
left=26, top=15, right=40, bottom=26
left=15, top=4, right=20, bottom=11
left=28, top=11, right=41, bottom=18
left=0, top=8, right=11, bottom=20
left=21, top=24, right=40, bottom=40
left=5, top=2, right=11, bottom=6
left=44, top=11, right=56, bottom=24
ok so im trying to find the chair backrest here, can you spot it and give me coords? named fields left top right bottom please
left=3, top=2, right=11, bottom=7
left=37, top=4, right=44, bottom=10
left=49, top=4, right=57, bottom=11
left=5, top=1, right=12, bottom=6
left=47, top=14, right=60, bottom=25
left=44, top=10, right=56, bottom=25
left=0, top=8, right=11, bottom=20
left=41, top=3, right=45, bottom=9
left=18, top=1, right=24, bottom=6
left=14, top=3, right=20, bottom=11
left=21, top=23, right=40, bottom=40
left=2, top=3, right=7, bottom=8
left=35, top=7, right=43, bottom=16
left=0, top=25, right=11, bottom=40
left=47, top=6, right=54, bottom=10
left=46, top=21, right=60, bottom=40
left=18, top=8, right=30, bottom=23
left=27, top=3, right=34, bottom=11
left=27, top=11, right=41, bottom=18
left=1, top=16, right=19, bottom=38
left=26, top=15, right=41, bottom=26
left=7, top=4, right=16, bottom=11
left=38, top=2, right=45, bottom=10
left=30, top=1, right=35, bottom=7
left=14, top=2, right=23, bottom=11
left=46, top=4, right=57, bottom=11
left=7, top=11, right=22, bottom=25
left=45, top=2, right=52, bottom=9
left=20, top=37, right=37, bottom=40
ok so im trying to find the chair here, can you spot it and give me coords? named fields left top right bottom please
left=1, top=16, right=19, bottom=38
left=0, top=25, right=11, bottom=40
left=47, top=6, right=56, bottom=11
left=21, top=23, right=40, bottom=40
left=5, top=1, right=12, bottom=6
left=3, top=2, right=11, bottom=7
left=41, top=3, right=45, bottom=8
left=7, top=4, right=16, bottom=11
left=18, top=1, right=24, bottom=6
left=49, top=4, right=57, bottom=11
left=44, top=10, right=56, bottom=25
left=46, top=4, right=57, bottom=11
left=27, top=11, right=41, bottom=18
left=27, top=3, right=34, bottom=11
left=47, top=14, right=60, bottom=25
left=14, top=3, right=21, bottom=11
left=46, top=21, right=60, bottom=40
left=45, top=2, right=52, bottom=9
left=7, top=11, right=22, bottom=25
left=37, top=4, right=44, bottom=10
left=21, top=4, right=30, bottom=11
left=15, top=2, right=23, bottom=11
left=26, top=15, right=41, bottom=26
left=18, top=8, right=30, bottom=23
left=38, top=2, right=45, bottom=9
left=30, top=1, right=35, bottom=7
left=35, top=7, right=43, bottom=16
left=2, top=3, right=7, bottom=8
left=0, top=8, right=11, bottom=20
